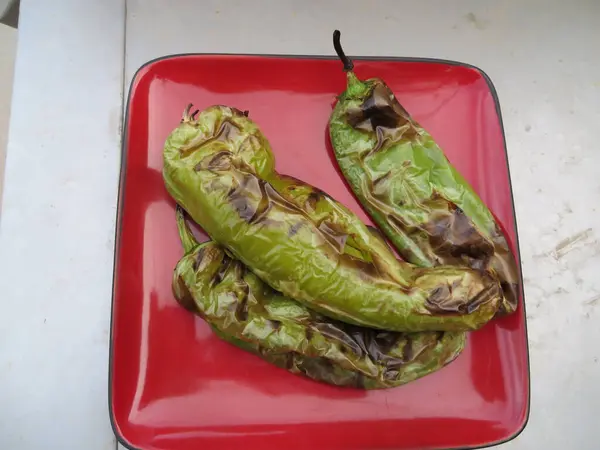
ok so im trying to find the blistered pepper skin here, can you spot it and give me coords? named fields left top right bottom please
left=328, top=32, right=519, bottom=314
left=163, top=104, right=503, bottom=332
left=172, top=207, right=466, bottom=389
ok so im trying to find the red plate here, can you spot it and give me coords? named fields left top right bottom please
left=110, top=54, right=529, bottom=450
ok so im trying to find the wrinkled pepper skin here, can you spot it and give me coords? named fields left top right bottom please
left=163, top=104, right=503, bottom=331
left=172, top=207, right=466, bottom=389
left=329, top=52, right=519, bottom=315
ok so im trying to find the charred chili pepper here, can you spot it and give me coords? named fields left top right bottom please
left=172, top=206, right=465, bottom=389
left=163, top=104, right=502, bottom=332
left=328, top=30, right=520, bottom=315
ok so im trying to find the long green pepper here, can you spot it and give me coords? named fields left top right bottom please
left=172, top=206, right=465, bottom=389
left=163, top=104, right=503, bottom=332
left=328, top=31, right=520, bottom=314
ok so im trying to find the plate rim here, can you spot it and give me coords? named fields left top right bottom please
left=109, top=52, right=530, bottom=450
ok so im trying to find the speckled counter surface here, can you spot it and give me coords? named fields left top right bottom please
left=1, top=1, right=598, bottom=449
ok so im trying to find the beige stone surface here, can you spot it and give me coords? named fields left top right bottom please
left=0, top=23, right=17, bottom=208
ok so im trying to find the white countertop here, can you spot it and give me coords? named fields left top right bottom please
left=1, top=1, right=599, bottom=449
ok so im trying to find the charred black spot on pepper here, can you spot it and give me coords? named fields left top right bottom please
left=345, top=83, right=419, bottom=153
left=220, top=252, right=232, bottom=266
left=253, top=182, right=296, bottom=225
left=374, top=331, right=401, bottom=353
left=214, top=119, right=241, bottom=143
left=383, top=369, right=400, bottom=381
left=228, top=174, right=304, bottom=226
left=347, top=86, right=401, bottom=130
left=313, top=322, right=351, bottom=343
left=233, top=259, right=247, bottom=280
left=174, top=275, right=197, bottom=313
left=192, top=247, right=207, bottom=271
left=305, top=328, right=313, bottom=341
left=235, top=283, right=250, bottom=322
left=423, top=203, right=495, bottom=268
left=210, top=253, right=233, bottom=288
left=229, top=196, right=255, bottom=222
left=425, top=284, right=459, bottom=314
left=210, top=271, right=223, bottom=288
left=313, top=322, right=364, bottom=356
left=247, top=179, right=272, bottom=225
left=363, top=331, right=406, bottom=368
left=466, top=282, right=501, bottom=314
left=305, top=192, right=321, bottom=211
left=425, top=279, right=500, bottom=315
left=343, top=326, right=369, bottom=357
left=195, top=150, right=232, bottom=172
left=228, top=175, right=259, bottom=222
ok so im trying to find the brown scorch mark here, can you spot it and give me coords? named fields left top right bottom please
left=235, top=282, right=250, bottom=322
left=210, top=253, right=233, bottom=287
left=421, top=201, right=519, bottom=313
left=317, top=220, right=349, bottom=253
left=425, top=279, right=500, bottom=315
left=192, top=247, right=207, bottom=271
left=175, top=275, right=197, bottom=313
left=227, top=174, right=299, bottom=225
left=345, top=82, right=420, bottom=152
left=423, top=205, right=494, bottom=268
left=195, top=150, right=233, bottom=171
left=181, top=118, right=242, bottom=157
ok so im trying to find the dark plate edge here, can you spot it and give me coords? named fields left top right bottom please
left=108, top=52, right=531, bottom=450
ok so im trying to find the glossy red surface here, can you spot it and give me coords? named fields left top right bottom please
left=110, top=55, right=529, bottom=450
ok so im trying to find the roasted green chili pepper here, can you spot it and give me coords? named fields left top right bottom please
left=328, top=30, right=519, bottom=315
left=163, top=103, right=502, bottom=332
left=172, top=206, right=466, bottom=389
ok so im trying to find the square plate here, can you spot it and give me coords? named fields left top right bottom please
left=110, top=54, right=529, bottom=450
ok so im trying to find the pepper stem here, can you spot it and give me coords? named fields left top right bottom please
left=181, top=103, right=199, bottom=123
left=333, top=30, right=354, bottom=72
